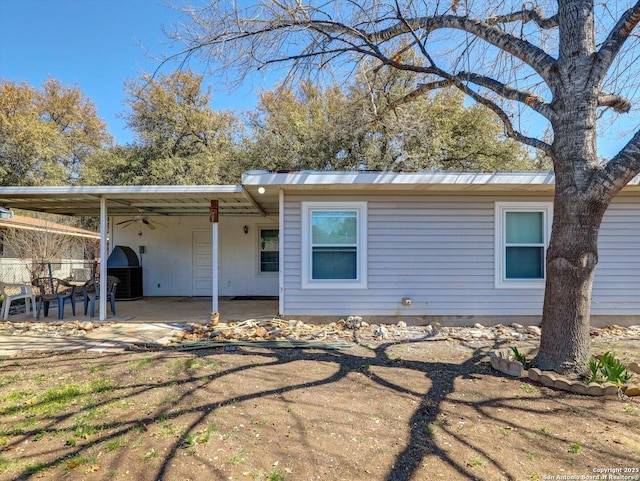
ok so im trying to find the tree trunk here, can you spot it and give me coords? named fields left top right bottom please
left=533, top=186, right=607, bottom=375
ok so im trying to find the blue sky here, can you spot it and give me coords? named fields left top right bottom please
left=0, top=0, right=271, bottom=145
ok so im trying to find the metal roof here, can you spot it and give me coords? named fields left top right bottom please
left=0, top=215, right=100, bottom=239
left=242, top=170, right=558, bottom=191
left=6, top=170, right=640, bottom=219
left=0, top=185, right=266, bottom=217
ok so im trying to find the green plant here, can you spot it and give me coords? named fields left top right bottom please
left=568, top=443, right=580, bottom=454
left=539, top=426, right=551, bottom=436
left=89, top=364, right=107, bottom=374
left=267, top=468, right=288, bottom=481
left=520, top=383, right=538, bottom=393
left=105, top=437, right=125, bottom=451
left=585, top=351, right=633, bottom=386
left=466, top=457, right=484, bottom=467
left=228, top=452, right=244, bottom=465
left=22, top=460, right=48, bottom=475
left=185, top=358, right=203, bottom=370
left=180, top=424, right=217, bottom=447
left=142, top=449, right=158, bottom=461
left=624, top=405, right=635, bottom=413
left=511, top=347, right=527, bottom=364
left=128, top=356, right=154, bottom=372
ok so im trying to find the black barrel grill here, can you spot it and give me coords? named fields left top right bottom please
left=107, top=245, right=143, bottom=300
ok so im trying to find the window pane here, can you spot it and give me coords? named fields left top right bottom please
left=259, top=229, right=279, bottom=273
left=260, top=251, right=279, bottom=272
left=260, top=229, right=279, bottom=252
left=506, top=246, right=544, bottom=279
left=506, top=212, right=543, bottom=244
left=312, top=247, right=357, bottom=279
left=312, top=211, right=357, bottom=244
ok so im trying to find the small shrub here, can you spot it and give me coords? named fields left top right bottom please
left=568, top=443, right=580, bottom=454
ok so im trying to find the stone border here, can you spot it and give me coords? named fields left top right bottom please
left=490, top=349, right=640, bottom=397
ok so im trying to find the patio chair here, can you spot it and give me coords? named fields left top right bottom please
left=83, top=276, right=119, bottom=318
left=32, top=277, right=76, bottom=320
left=0, top=282, right=36, bottom=320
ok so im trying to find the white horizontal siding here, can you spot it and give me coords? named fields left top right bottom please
left=282, top=194, right=541, bottom=317
left=591, top=197, right=640, bottom=314
left=281, top=193, right=640, bottom=319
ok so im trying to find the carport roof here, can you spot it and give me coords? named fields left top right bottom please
left=0, top=185, right=267, bottom=217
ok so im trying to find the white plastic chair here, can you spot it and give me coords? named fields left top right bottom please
left=0, top=282, right=36, bottom=320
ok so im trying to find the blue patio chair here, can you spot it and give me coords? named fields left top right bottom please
left=32, top=277, right=76, bottom=320
left=83, top=276, right=119, bottom=318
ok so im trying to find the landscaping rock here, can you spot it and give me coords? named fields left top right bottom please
left=345, top=316, right=363, bottom=329
left=526, top=326, right=541, bottom=336
left=373, top=326, right=389, bottom=339
left=624, top=384, right=640, bottom=396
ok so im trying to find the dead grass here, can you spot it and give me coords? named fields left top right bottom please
left=0, top=338, right=637, bottom=480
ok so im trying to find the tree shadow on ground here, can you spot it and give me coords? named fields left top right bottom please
left=0, top=337, right=636, bottom=480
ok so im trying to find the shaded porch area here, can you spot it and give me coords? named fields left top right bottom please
left=3, top=297, right=280, bottom=324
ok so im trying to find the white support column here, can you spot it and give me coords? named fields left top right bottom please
left=278, top=188, right=284, bottom=316
left=210, top=199, right=219, bottom=315
left=99, top=197, right=108, bottom=321
left=211, top=221, right=219, bottom=314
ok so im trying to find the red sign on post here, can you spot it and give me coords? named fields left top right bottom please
left=209, top=200, right=219, bottom=223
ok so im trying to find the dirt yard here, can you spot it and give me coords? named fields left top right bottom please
left=0, top=334, right=638, bottom=481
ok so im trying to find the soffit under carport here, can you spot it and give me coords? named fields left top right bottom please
left=0, top=185, right=267, bottom=218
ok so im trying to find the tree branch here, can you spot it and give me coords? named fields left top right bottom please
left=367, top=14, right=556, bottom=83
left=592, top=130, right=640, bottom=203
left=457, top=72, right=555, bottom=120
left=594, top=0, right=640, bottom=84
left=454, top=81, right=551, bottom=153
left=486, top=7, right=558, bottom=29
left=378, top=74, right=550, bottom=154
left=597, top=92, right=631, bottom=113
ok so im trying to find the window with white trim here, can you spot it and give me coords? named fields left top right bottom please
left=495, top=202, right=552, bottom=288
left=258, top=228, right=279, bottom=274
left=301, top=202, right=367, bottom=288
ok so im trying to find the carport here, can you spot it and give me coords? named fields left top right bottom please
left=0, top=184, right=279, bottom=321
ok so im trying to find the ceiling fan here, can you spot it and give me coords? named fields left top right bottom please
left=116, top=215, right=158, bottom=230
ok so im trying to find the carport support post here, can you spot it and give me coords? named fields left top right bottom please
left=210, top=200, right=219, bottom=315
left=99, top=196, right=108, bottom=321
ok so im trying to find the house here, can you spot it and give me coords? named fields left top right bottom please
left=0, top=210, right=99, bottom=283
left=0, top=171, right=638, bottom=325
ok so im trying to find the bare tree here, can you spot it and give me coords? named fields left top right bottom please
left=3, top=215, right=92, bottom=281
left=168, top=0, right=640, bottom=374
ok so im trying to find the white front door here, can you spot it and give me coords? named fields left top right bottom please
left=192, top=230, right=212, bottom=296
